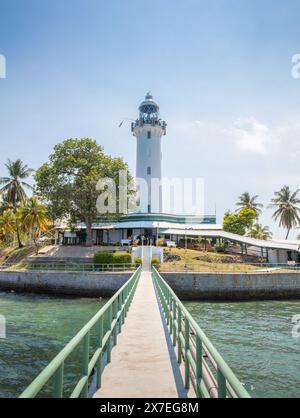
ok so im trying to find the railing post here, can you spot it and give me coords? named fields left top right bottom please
left=96, top=318, right=103, bottom=389
left=81, top=332, right=90, bottom=398
left=184, top=318, right=190, bottom=389
left=196, top=335, right=202, bottom=398
left=52, top=363, right=64, bottom=398
left=113, top=299, right=118, bottom=346
left=107, top=305, right=112, bottom=364
left=170, top=294, right=173, bottom=336
left=177, top=307, right=182, bottom=364
left=172, top=299, right=176, bottom=346
left=217, top=368, right=227, bottom=398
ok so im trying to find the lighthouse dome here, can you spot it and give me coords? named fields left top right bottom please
left=138, top=92, right=160, bottom=121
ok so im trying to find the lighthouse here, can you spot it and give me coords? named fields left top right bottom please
left=131, top=93, right=167, bottom=213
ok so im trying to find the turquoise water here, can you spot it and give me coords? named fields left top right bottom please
left=0, top=290, right=299, bottom=398
left=184, top=300, right=300, bottom=398
left=0, top=291, right=105, bottom=398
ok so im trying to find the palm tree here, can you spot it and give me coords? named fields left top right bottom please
left=200, top=237, right=210, bottom=251
left=0, top=209, right=15, bottom=243
left=248, top=223, right=273, bottom=240
left=236, top=192, right=263, bottom=216
left=269, top=186, right=300, bottom=239
left=0, top=159, right=34, bottom=247
left=19, top=197, right=51, bottom=254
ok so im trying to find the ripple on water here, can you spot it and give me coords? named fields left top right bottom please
left=184, top=299, right=300, bottom=398
left=0, top=291, right=105, bottom=398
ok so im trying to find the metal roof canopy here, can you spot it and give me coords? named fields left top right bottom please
left=161, top=229, right=300, bottom=252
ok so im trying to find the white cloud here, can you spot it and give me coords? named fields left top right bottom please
left=227, top=117, right=276, bottom=154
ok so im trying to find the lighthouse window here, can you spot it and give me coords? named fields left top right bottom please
left=147, top=167, right=151, bottom=175
left=147, top=131, right=151, bottom=139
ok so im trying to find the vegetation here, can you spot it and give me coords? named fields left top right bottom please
left=135, top=256, right=142, bottom=266
left=248, top=224, right=273, bottom=240
left=269, top=186, right=300, bottom=239
left=0, top=159, right=34, bottom=247
left=19, top=197, right=52, bottom=254
left=94, top=251, right=132, bottom=265
left=236, top=192, right=263, bottom=216
left=160, top=248, right=264, bottom=272
left=0, top=209, right=15, bottom=243
left=223, top=208, right=257, bottom=236
left=151, top=257, right=160, bottom=265
left=35, top=138, right=133, bottom=246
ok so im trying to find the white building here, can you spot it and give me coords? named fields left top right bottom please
left=132, top=92, right=166, bottom=214
left=56, top=94, right=300, bottom=264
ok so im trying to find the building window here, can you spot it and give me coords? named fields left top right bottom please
left=147, top=166, right=151, bottom=175
left=147, top=131, right=151, bottom=139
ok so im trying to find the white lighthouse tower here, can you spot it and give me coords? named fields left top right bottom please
left=131, top=93, right=167, bottom=213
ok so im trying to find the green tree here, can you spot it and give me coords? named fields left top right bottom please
left=268, top=185, right=300, bottom=239
left=0, top=209, right=16, bottom=243
left=223, top=208, right=256, bottom=236
left=248, top=224, right=273, bottom=240
left=35, top=138, right=133, bottom=246
left=236, top=192, right=263, bottom=216
left=19, top=197, right=51, bottom=254
left=0, top=159, right=34, bottom=247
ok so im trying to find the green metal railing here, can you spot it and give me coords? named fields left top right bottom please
left=19, top=267, right=141, bottom=398
left=0, top=262, right=136, bottom=272
left=152, top=267, right=251, bottom=398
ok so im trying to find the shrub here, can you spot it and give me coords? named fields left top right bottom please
left=214, top=243, right=225, bottom=253
left=94, top=252, right=132, bottom=265
left=135, top=256, right=142, bottom=266
left=151, top=257, right=160, bottom=265
left=112, top=253, right=132, bottom=264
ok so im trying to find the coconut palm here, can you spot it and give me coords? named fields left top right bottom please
left=0, top=159, right=34, bottom=247
left=200, top=237, right=210, bottom=251
left=269, top=186, right=300, bottom=239
left=0, top=209, right=15, bottom=243
left=19, top=197, right=51, bottom=254
left=236, top=192, right=263, bottom=216
left=248, top=223, right=273, bottom=240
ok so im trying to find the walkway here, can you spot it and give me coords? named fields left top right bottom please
left=93, top=271, right=179, bottom=398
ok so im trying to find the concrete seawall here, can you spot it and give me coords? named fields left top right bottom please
left=0, top=271, right=132, bottom=297
left=1, top=271, right=300, bottom=300
left=161, top=272, right=300, bottom=300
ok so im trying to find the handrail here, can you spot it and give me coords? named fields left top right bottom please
left=152, top=267, right=251, bottom=398
left=19, top=266, right=141, bottom=398
left=0, top=263, right=136, bottom=272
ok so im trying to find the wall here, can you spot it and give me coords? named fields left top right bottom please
left=161, top=272, right=300, bottom=300
left=1, top=270, right=300, bottom=301
left=0, top=271, right=132, bottom=297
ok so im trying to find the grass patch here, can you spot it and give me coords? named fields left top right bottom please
left=160, top=248, right=264, bottom=272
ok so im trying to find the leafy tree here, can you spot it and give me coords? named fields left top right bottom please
left=248, top=224, right=273, bottom=240
left=35, top=138, right=133, bottom=246
left=19, top=197, right=51, bottom=254
left=223, top=208, right=257, bottom=236
left=236, top=192, right=263, bottom=216
left=268, top=185, right=300, bottom=239
left=0, top=159, right=34, bottom=247
left=0, top=209, right=15, bottom=243
left=238, top=208, right=257, bottom=230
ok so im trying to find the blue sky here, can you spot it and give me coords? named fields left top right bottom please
left=0, top=0, right=300, bottom=238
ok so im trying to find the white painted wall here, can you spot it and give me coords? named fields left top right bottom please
left=133, top=125, right=164, bottom=213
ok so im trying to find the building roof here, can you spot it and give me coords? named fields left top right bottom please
left=161, top=228, right=300, bottom=251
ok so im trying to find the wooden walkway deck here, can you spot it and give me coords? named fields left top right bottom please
left=93, top=271, right=180, bottom=398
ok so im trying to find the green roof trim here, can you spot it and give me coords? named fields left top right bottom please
left=119, top=213, right=216, bottom=225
